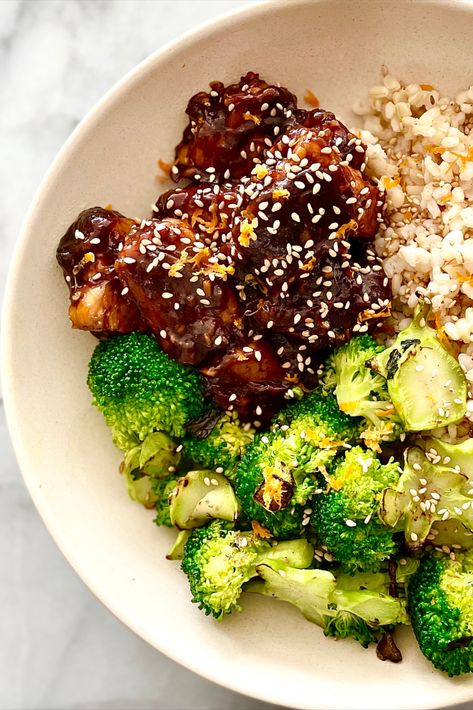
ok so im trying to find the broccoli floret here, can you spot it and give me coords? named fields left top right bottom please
left=235, top=390, right=360, bottom=539
left=369, top=304, right=467, bottom=431
left=181, top=520, right=314, bottom=619
left=153, top=476, right=179, bottom=527
left=380, top=446, right=473, bottom=551
left=88, top=332, right=205, bottom=451
left=310, top=447, right=401, bottom=572
left=245, top=559, right=410, bottom=649
left=170, top=470, right=240, bottom=529
left=322, top=335, right=402, bottom=452
left=408, top=550, right=473, bottom=676
left=183, top=412, right=255, bottom=479
left=121, top=431, right=181, bottom=508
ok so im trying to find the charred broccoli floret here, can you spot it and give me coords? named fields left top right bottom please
left=310, top=447, right=401, bottom=572
left=88, top=332, right=205, bottom=451
left=235, top=390, right=360, bottom=539
left=322, top=335, right=402, bottom=451
left=183, top=412, right=255, bottom=479
left=181, top=520, right=314, bottom=619
left=380, top=446, right=473, bottom=551
left=369, top=304, right=467, bottom=431
left=408, top=551, right=473, bottom=676
left=245, top=559, right=412, bottom=649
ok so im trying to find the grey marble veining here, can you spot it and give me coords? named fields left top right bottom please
left=0, top=1, right=281, bottom=708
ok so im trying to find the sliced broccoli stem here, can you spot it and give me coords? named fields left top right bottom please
left=170, top=470, right=240, bottom=530
left=369, top=304, right=467, bottom=431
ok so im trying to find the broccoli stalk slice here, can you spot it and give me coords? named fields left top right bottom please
left=245, top=562, right=336, bottom=627
left=369, top=304, right=467, bottom=431
left=423, top=437, right=473, bottom=479
left=181, top=520, right=313, bottom=619
left=245, top=560, right=409, bottom=648
left=121, top=431, right=181, bottom=508
left=170, top=470, right=240, bottom=530
left=430, top=519, right=473, bottom=551
left=167, top=530, right=192, bottom=560
left=380, top=447, right=473, bottom=550
left=408, top=550, right=473, bottom=676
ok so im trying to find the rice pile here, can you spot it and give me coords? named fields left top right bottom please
left=352, top=71, right=473, bottom=428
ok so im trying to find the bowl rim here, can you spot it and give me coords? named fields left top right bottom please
left=4, top=0, right=473, bottom=707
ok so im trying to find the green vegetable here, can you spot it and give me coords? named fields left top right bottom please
left=183, top=412, right=255, bottom=479
left=380, top=446, right=473, bottom=550
left=310, top=447, right=401, bottom=572
left=245, top=560, right=411, bottom=648
left=322, top=334, right=402, bottom=451
left=167, top=530, right=192, bottom=560
left=408, top=551, right=473, bottom=676
left=369, top=304, right=467, bottom=431
left=423, top=436, right=473, bottom=478
left=181, top=520, right=313, bottom=619
left=121, top=431, right=181, bottom=508
left=234, top=389, right=360, bottom=539
left=170, top=470, right=240, bottom=530
left=88, top=332, right=205, bottom=451
left=430, top=519, right=473, bottom=551
left=153, top=477, right=180, bottom=527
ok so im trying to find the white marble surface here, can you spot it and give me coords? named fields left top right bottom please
left=0, top=2, right=281, bottom=708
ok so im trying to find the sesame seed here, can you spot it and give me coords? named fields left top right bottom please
left=345, top=519, right=356, bottom=527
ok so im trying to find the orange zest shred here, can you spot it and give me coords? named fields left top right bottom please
left=253, top=164, right=269, bottom=180
left=238, top=217, right=258, bottom=247
left=168, top=261, right=185, bottom=277
left=304, top=89, right=320, bottom=108
left=189, top=246, right=211, bottom=267
left=327, top=463, right=355, bottom=492
left=300, top=256, right=317, bottom=272
left=73, top=251, right=95, bottom=275
left=420, top=83, right=434, bottom=91
left=336, top=219, right=358, bottom=239
left=251, top=520, right=273, bottom=539
left=357, top=302, right=392, bottom=324
left=157, top=159, right=172, bottom=176
left=260, top=468, right=285, bottom=510
left=243, top=111, right=261, bottom=125
left=382, top=176, right=401, bottom=190
left=427, top=144, right=473, bottom=171
left=272, top=188, right=290, bottom=200
left=284, top=373, right=300, bottom=384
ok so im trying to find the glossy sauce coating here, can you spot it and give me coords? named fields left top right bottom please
left=171, top=71, right=298, bottom=181
left=56, top=73, right=390, bottom=423
left=56, top=207, right=145, bottom=334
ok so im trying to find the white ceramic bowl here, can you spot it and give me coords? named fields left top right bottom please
left=4, top=1, right=473, bottom=707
